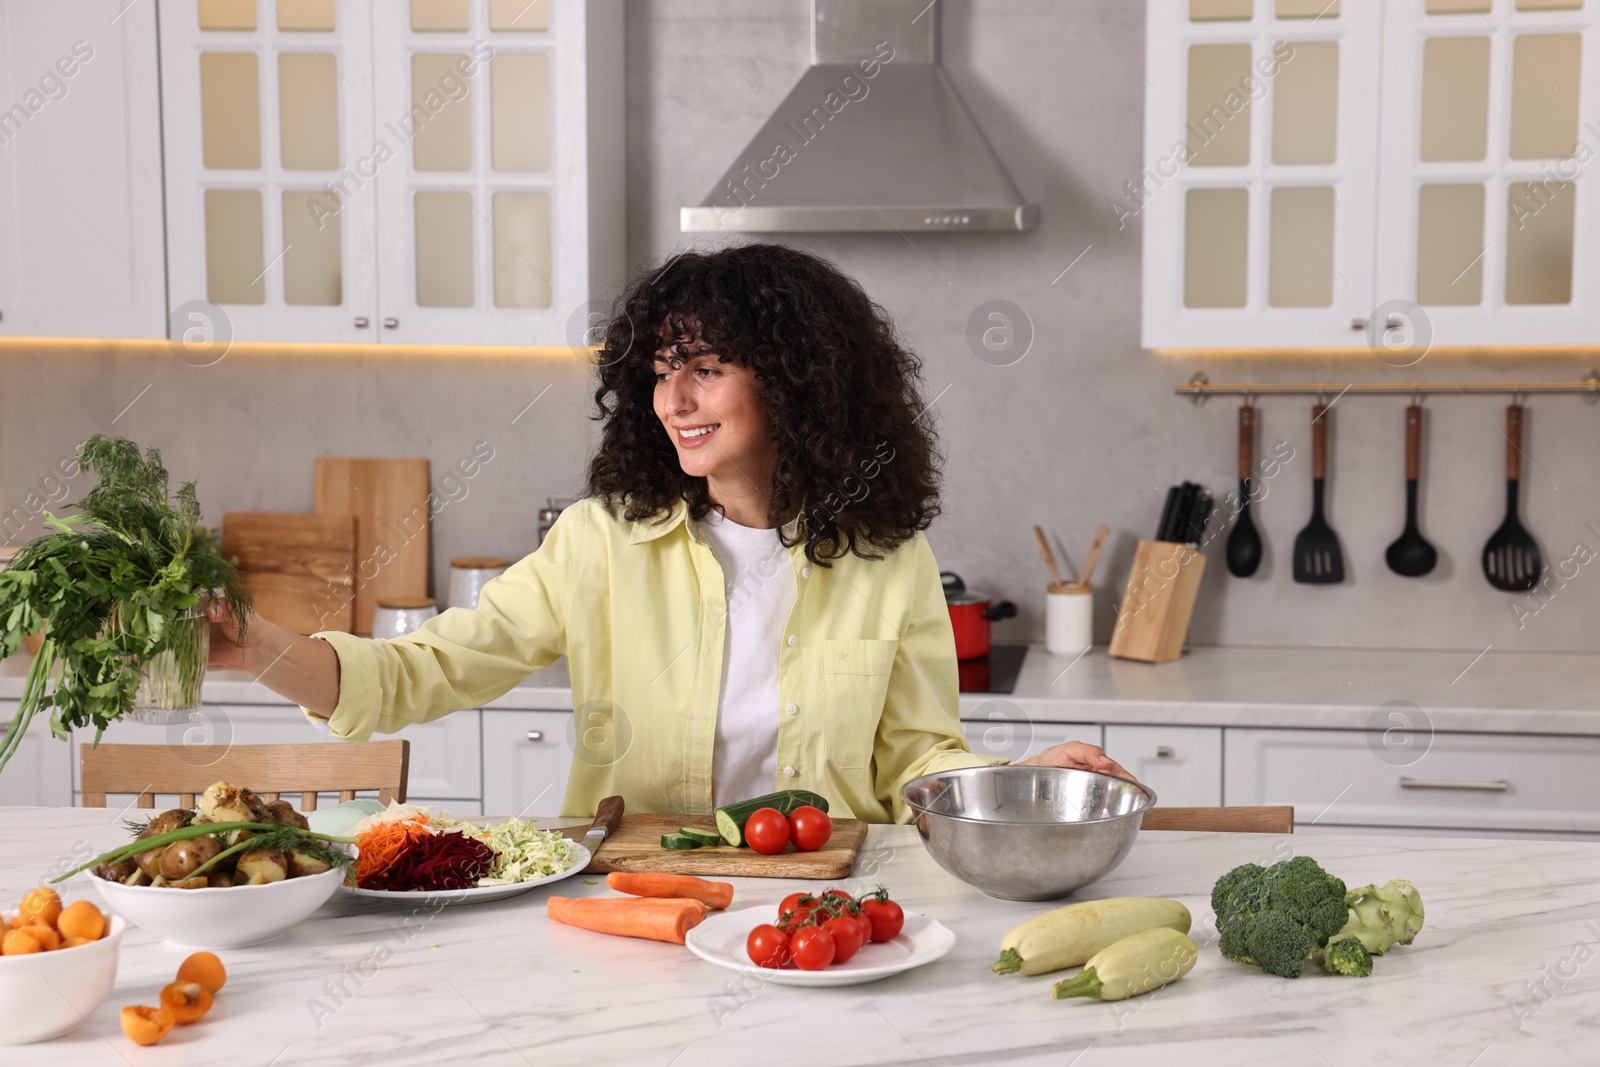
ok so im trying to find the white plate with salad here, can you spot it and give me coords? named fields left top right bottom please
left=328, top=803, right=591, bottom=905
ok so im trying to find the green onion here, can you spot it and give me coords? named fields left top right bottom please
left=54, top=821, right=357, bottom=885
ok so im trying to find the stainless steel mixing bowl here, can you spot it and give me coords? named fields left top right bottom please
left=901, top=766, right=1156, bottom=901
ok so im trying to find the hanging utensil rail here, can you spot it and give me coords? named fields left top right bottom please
left=1175, top=371, right=1600, bottom=403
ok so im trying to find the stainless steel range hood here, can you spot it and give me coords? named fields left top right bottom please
left=679, top=0, right=1038, bottom=234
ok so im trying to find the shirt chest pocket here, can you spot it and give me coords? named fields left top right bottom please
left=821, top=638, right=898, bottom=768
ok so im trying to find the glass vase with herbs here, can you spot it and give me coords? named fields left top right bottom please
left=0, top=435, right=250, bottom=774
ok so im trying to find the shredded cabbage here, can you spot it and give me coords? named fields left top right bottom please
left=439, top=815, right=576, bottom=886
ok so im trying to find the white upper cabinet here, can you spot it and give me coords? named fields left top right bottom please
left=1143, top=0, right=1600, bottom=350
left=1143, top=1, right=1382, bottom=349
left=159, top=0, right=624, bottom=346
left=0, top=1, right=167, bottom=339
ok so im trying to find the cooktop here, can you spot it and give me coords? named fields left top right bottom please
left=957, top=643, right=1027, bottom=695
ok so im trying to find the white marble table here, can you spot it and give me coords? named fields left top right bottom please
left=4, top=806, right=1597, bottom=1066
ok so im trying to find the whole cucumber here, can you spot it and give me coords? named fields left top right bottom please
left=993, top=896, right=1192, bottom=976
left=1051, top=927, right=1198, bottom=1001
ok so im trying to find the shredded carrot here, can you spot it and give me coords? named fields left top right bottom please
left=353, top=817, right=432, bottom=883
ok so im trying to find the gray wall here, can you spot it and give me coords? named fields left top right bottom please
left=2, top=0, right=1597, bottom=656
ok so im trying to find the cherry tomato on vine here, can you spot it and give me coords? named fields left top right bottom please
left=744, top=808, right=791, bottom=855
left=779, top=892, right=816, bottom=923
left=823, top=915, right=866, bottom=963
left=788, top=806, right=833, bottom=851
left=789, top=925, right=836, bottom=970
left=861, top=894, right=905, bottom=942
left=747, top=924, right=791, bottom=969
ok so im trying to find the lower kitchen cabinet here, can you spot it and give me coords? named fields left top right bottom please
left=481, top=710, right=577, bottom=818
left=1224, top=728, right=1600, bottom=834
left=67, top=706, right=482, bottom=809
left=1103, top=725, right=1222, bottom=808
left=961, top=705, right=1101, bottom=764
left=0, top=701, right=72, bottom=807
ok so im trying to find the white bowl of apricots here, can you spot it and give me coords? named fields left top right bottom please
left=0, top=888, right=125, bottom=1045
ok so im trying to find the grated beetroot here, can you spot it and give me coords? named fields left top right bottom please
left=360, top=830, right=496, bottom=892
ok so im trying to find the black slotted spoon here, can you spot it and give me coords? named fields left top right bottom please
left=1292, top=403, right=1344, bottom=584
left=1482, top=403, right=1542, bottom=591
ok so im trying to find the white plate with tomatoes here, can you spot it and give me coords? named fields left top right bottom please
left=685, top=900, right=956, bottom=987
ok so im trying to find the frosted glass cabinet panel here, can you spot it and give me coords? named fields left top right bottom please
left=160, top=0, right=622, bottom=345
left=161, top=0, right=377, bottom=343
left=1145, top=0, right=1600, bottom=348
left=0, top=1, right=168, bottom=339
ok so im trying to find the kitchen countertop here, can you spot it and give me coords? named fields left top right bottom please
left=3, top=643, right=1596, bottom=732
left=4, top=805, right=1594, bottom=1066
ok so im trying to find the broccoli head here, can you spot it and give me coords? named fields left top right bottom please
left=1322, top=936, right=1374, bottom=977
left=1210, top=856, right=1349, bottom=978
left=1332, top=879, right=1424, bottom=956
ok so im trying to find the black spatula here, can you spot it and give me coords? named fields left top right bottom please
left=1226, top=404, right=1262, bottom=577
left=1292, top=403, right=1344, bottom=584
left=1385, top=405, right=1438, bottom=577
left=1482, top=403, right=1542, bottom=591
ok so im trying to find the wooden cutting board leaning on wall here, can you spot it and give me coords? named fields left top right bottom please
left=222, top=513, right=356, bottom=635
left=314, top=458, right=431, bottom=635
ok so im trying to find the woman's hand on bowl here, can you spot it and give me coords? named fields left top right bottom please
left=1019, top=741, right=1134, bottom=781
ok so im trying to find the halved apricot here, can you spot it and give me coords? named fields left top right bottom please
left=120, top=1005, right=175, bottom=1046
left=18, top=887, right=61, bottom=928
left=176, top=950, right=227, bottom=993
left=159, top=980, right=213, bottom=1024
left=56, top=900, right=106, bottom=942
left=61, top=936, right=95, bottom=949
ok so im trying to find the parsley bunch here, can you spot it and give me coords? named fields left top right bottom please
left=0, top=436, right=251, bottom=774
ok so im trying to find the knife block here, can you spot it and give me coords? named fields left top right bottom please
left=1109, top=540, right=1206, bottom=664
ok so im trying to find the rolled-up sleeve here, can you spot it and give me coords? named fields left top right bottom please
left=303, top=500, right=593, bottom=740
left=872, top=535, right=1007, bottom=821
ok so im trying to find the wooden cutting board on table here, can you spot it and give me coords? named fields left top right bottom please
left=222, top=513, right=356, bottom=635
left=314, top=458, right=431, bottom=635
left=582, top=814, right=869, bottom=880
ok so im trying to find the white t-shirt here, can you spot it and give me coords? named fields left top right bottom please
left=699, top=509, right=797, bottom=806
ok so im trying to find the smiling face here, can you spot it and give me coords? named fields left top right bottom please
left=652, top=343, right=777, bottom=504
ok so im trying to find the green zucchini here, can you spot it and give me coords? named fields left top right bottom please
left=714, top=789, right=830, bottom=846
left=660, top=833, right=702, bottom=850
left=678, top=827, right=722, bottom=847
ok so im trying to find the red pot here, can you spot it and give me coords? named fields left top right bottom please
left=940, top=572, right=1017, bottom=661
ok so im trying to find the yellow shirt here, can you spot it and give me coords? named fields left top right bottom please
left=307, top=497, right=1004, bottom=821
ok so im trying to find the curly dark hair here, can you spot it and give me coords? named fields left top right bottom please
left=585, top=243, right=942, bottom=566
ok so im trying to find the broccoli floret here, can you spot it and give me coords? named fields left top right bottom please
left=1210, top=856, right=1349, bottom=978
left=1332, top=879, right=1425, bottom=956
left=1322, top=936, right=1374, bottom=977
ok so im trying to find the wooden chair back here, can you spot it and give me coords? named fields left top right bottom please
left=1141, top=805, right=1294, bottom=834
left=80, top=741, right=410, bottom=811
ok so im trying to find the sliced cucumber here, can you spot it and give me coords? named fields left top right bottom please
left=660, top=833, right=702, bottom=851
left=678, top=827, right=722, bottom=847
left=714, top=789, right=830, bottom=846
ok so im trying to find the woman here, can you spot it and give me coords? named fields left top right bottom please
left=208, top=244, right=1128, bottom=820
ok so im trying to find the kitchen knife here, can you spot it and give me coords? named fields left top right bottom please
left=1155, top=486, right=1180, bottom=541
left=561, top=794, right=625, bottom=861
left=1186, top=492, right=1213, bottom=545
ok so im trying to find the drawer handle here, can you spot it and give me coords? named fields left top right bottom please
left=1155, top=746, right=1175, bottom=759
left=526, top=730, right=544, bottom=742
left=1399, top=777, right=1509, bottom=792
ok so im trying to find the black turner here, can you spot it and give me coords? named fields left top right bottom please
left=1292, top=403, right=1344, bottom=584
left=1482, top=403, right=1542, bottom=591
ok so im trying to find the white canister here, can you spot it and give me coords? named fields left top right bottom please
left=447, top=556, right=509, bottom=610
left=1046, top=584, right=1094, bottom=658
left=373, top=597, right=438, bottom=639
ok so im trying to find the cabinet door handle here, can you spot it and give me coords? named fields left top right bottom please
left=354, top=316, right=370, bottom=328
left=1399, top=777, right=1508, bottom=792
left=526, top=730, right=544, bottom=742
left=383, top=317, right=399, bottom=329
left=1155, top=746, right=1175, bottom=759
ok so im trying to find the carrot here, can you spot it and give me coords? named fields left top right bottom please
left=547, top=896, right=709, bottom=945
left=353, top=819, right=431, bottom=884
left=605, top=871, right=735, bottom=910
